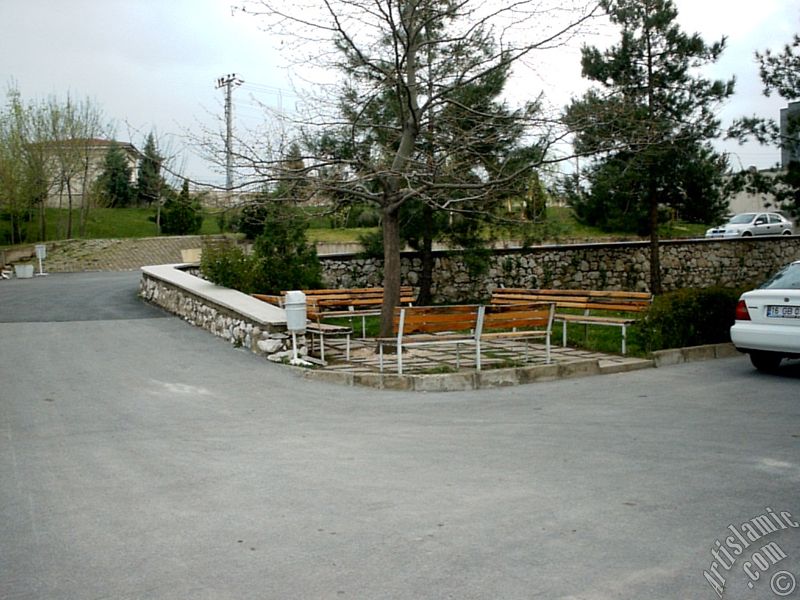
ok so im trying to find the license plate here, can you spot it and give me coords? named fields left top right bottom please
left=766, top=305, right=800, bottom=318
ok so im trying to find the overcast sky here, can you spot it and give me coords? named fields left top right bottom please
left=1, top=0, right=798, bottom=186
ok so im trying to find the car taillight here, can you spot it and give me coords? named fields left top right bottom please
left=735, top=299, right=751, bottom=321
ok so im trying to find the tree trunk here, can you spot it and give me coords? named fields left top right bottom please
left=416, top=203, right=434, bottom=305
left=379, top=204, right=402, bottom=339
left=66, top=179, right=73, bottom=240
left=648, top=193, right=662, bottom=295
left=79, top=160, right=90, bottom=237
left=38, top=198, right=47, bottom=242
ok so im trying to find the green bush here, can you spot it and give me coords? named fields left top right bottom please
left=633, top=286, right=746, bottom=352
left=200, top=201, right=322, bottom=294
left=159, top=180, right=203, bottom=235
left=200, top=238, right=257, bottom=292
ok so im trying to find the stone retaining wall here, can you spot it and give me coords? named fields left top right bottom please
left=139, top=268, right=296, bottom=360
left=320, top=237, right=800, bottom=302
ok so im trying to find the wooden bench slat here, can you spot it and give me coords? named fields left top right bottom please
left=558, top=314, right=637, bottom=325
left=490, top=288, right=652, bottom=355
left=379, top=302, right=554, bottom=374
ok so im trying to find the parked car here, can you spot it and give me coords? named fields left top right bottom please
left=730, top=260, right=800, bottom=371
left=705, top=212, right=793, bottom=238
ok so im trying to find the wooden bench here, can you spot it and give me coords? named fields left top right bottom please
left=252, top=287, right=415, bottom=362
left=376, top=302, right=554, bottom=375
left=490, top=288, right=652, bottom=355
left=297, top=286, right=416, bottom=338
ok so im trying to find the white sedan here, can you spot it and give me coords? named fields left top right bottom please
left=705, top=212, right=794, bottom=238
left=731, top=261, right=800, bottom=371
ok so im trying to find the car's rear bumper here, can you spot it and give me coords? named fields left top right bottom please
left=730, top=321, right=800, bottom=355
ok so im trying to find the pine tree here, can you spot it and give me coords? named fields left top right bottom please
left=243, top=0, right=597, bottom=336
left=730, top=31, right=800, bottom=216
left=159, top=179, right=203, bottom=235
left=136, top=133, right=162, bottom=206
left=565, top=0, right=734, bottom=293
left=98, top=143, right=133, bottom=207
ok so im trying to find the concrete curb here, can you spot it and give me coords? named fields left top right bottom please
left=651, top=343, right=739, bottom=368
left=298, top=343, right=739, bottom=392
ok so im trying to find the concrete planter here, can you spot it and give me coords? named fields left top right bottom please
left=14, top=264, right=34, bottom=279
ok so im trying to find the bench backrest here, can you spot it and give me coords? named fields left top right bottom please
left=252, top=293, right=283, bottom=306
left=491, top=288, right=651, bottom=313
left=286, top=286, right=416, bottom=311
left=482, top=302, right=554, bottom=332
left=394, top=305, right=480, bottom=336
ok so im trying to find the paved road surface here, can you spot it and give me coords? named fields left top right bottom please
left=1, top=273, right=799, bottom=599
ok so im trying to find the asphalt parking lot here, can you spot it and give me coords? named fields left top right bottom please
left=1, top=273, right=799, bottom=599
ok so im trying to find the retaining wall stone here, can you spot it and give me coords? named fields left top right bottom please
left=319, top=237, right=800, bottom=302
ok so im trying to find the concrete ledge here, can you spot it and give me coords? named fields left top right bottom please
left=558, top=359, right=601, bottom=379
left=300, top=369, right=355, bottom=387
left=476, top=368, right=519, bottom=388
left=414, top=372, right=476, bottom=392
left=141, top=264, right=286, bottom=327
left=598, top=358, right=653, bottom=375
left=516, top=363, right=560, bottom=384
left=715, top=343, right=740, bottom=358
left=652, top=343, right=738, bottom=368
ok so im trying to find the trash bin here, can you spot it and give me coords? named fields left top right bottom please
left=284, top=290, right=307, bottom=334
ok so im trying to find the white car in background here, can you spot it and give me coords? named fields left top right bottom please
left=731, top=261, right=800, bottom=371
left=705, top=212, right=794, bottom=238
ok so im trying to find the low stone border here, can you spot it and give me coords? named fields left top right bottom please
left=295, top=357, right=655, bottom=391
left=139, top=264, right=298, bottom=360
left=296, top=343, right=739, bottom=391
left=651, top=343, right=740, bottom=368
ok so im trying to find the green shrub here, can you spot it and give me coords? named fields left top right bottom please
left=200, top=201, right=322, bottom=294
left=159, top=180, right=203, bottom=235
left=200, top=238, right=258, bottom=292
left=633, top=286, right=746, bottom=352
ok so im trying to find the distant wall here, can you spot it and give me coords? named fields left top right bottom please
left=319, top=237, right=800, bottom=302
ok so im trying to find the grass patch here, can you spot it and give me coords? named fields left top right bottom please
left=553, top=319, right=647, bottom=357
left=322, top=314, right=382, bottom=338
left=1, top=207, right=227, bottom=246
left=3, top=204, right=710, bottom=248
left=306, top=227, right=378, bottom=244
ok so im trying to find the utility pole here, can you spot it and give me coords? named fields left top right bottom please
left=216, top=73, right=243, bottom=203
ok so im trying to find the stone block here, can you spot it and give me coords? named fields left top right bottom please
left=598, top=358, right=653, bottom=375
left=303, top=370, right=355, bottom=387
left=515, top=363, right=559, bottom=384
left=353, top=373, right=414, bottom=391
left=651, top=349, right=684, bottom=367
left=413, top=372, right=476, bottom=392
left=257, top=339, right=284, bottom=354
left=558, top=359, right=601, bottom=379
left=681, top=345, right=717, bottom=363
left=476, top=368, right=519, bottom=388
left=714, top=343, right=741, bottom=358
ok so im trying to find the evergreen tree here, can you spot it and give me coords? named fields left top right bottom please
left=243, top=0, right=597, bottom=336
left=201, top=196, right=322, bottom=295
left=136, top=132, right=162, bottom=206
left=160, top=179, right=203, bottom=235
left=729, top=29, right=800, bottom=217
left=565, top=0, right=734, bottom=293
left=307, top=6, right=546, bottom=307
left=97, top=142, right=134, bottom=207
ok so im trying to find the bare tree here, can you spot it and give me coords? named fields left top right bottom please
left=38, top=95, right=110, bottom=239
left=229, top=0, right=599, bottom=336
